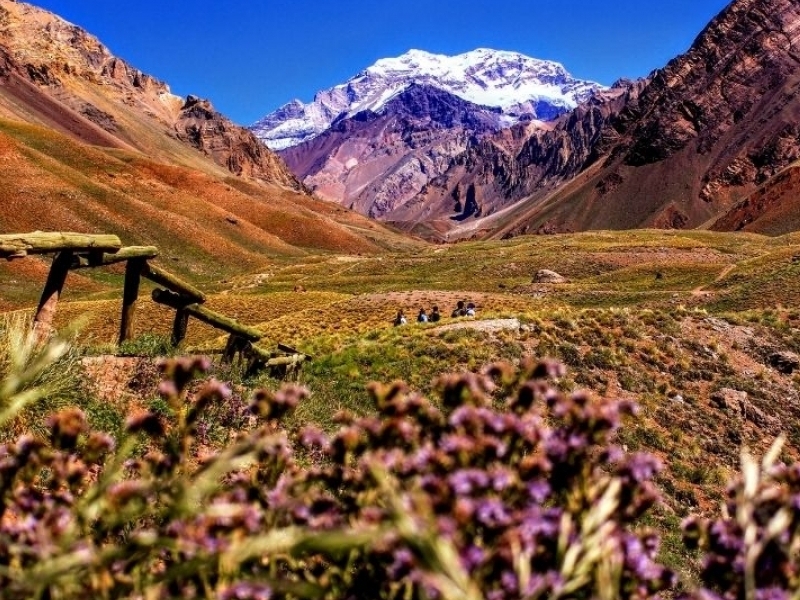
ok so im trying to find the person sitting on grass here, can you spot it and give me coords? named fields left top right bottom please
left=466, top=302, right=476, bottom=317
left=430, top=306, right=441, bottom=323
left=393, top=309, right=407, bottom=326
left=451, top=300, right=466, bottom=318
left=417, top=308, right=428, bottom=323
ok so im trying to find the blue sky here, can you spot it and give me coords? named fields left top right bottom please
left=31, top=0, right=731, bottom=125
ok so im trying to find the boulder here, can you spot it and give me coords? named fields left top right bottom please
left=710, top=388, right=778, bottom=430
left=710, top=388, right=748, bottom=414
left=533, top=269, right=568, bottom=284
left=768, top=351, right=800, bottom=374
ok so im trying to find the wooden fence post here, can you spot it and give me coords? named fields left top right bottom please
left=33, top=251, right=73, bottom=344
left=172, top=308, right=190, bottom=347
left=118, top=258, right=144, bottom=345
left=222, top=334, right=248, bottom=364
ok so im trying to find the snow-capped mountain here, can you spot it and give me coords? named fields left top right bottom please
left=252, top=49, right=606, bottom=150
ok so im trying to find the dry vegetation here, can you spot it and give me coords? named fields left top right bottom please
left=4, top=227, right=800, bottom=578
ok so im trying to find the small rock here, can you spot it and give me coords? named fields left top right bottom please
left=704, top=317, right=731, bottom=332
left=226, top=216, right=239, bottom=225
left=742, top=403, right=777, bottom=429
left=533, top=269, right=568, bottom=284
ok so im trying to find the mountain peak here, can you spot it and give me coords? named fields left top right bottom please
left=252, top=48, right=605, bottom=150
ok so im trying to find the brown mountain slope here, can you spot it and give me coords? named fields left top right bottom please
left=280, top=85, right=507, bottom=221
left=0, top=0, right=300, bottom=188
left=0, top=116, right=418, bottom=306
left=487, top=0, right=800, bottom=238
left=403, top=82, right=640, bottom=239
left=710, top=164, right=800, bottom=234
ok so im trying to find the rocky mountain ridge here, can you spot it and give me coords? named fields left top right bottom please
left=487, top=0, right=800, bottom=238
left=252, top=48, right=605, bottom=150
left=0, top=0, right=418, bottom=284
left=273, top=0, right=800, bottom=240
left=385, top=0, right=800, bottom=239
left=280, top=84, right=507, bottom=218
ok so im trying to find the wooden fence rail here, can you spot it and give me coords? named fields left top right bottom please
left=7, top=232, right=306, bottom=375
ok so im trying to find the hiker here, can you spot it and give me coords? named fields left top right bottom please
left=393, top=309, right=407, bottom=326
left=466, top=302, right=476, bottom=317
left=430, top=306, right=441, bottom=323
left=451, top=300, right=466, bottom=318
left=417, top=308, right=428, bottom=323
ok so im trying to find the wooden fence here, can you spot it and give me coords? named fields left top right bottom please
left=1, top=232, right=310, bottom=375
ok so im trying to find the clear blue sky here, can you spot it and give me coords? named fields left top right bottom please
left=31, top=0, right=731, bottom=125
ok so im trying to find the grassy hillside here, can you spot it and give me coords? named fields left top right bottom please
left=5, top=228, right=800, bottom=580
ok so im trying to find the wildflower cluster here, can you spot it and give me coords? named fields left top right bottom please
left=683, top=438, right=800, bottom=600
left=1, top=352, right=800, bottom=599
left=278, top=359, right=675, bottom=599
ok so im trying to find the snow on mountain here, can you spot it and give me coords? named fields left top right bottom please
left=251, top=49, right=606, bottom=150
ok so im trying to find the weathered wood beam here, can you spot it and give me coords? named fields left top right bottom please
left=151, top=288, right=262, bottom=342
left=71, top=246, right=159, bottom=269
left=249, top=344, right=311, bottom=364
left=266, top=354, right=309, bottom=367
left=0, top=232, right=121, bottom=259
left=118, top=258, right=145, bottom=344
left=141, top=264, right=206, bottom=303
left=33, top=251, right=73, bottom=343
left=277, top=342, right=313, bottom=360
left=248, top=344, right=277, bottom=362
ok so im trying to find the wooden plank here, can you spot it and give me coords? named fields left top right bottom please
left=141, top=263, right=206, bottom=303
left=151, top=288, right=262, bottom=341
left=33, top=251, right=73, bottom=343
left=118, top=258, right=144, bottom=344
left=248, top=344, right=276, bottom=361
left=71, top=246, right=159, bottom=269
left=0, top=232, right=121, bottom=259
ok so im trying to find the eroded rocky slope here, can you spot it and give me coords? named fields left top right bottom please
left=486, top=0, right=800, bottom=238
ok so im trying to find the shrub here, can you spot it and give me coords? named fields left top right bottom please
left=0, top=313, right=84, bottom=439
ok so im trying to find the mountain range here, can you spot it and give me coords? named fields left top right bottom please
left=0, top=0, right=797, bottom=257
left=252, top=49, right=604, bottom=150
left=256, top=0, right=800, bottom=241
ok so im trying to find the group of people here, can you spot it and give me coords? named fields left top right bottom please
left=393, top=300, right=475, bottom=326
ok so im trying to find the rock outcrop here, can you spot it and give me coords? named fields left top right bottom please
left=176, top=96, right=302, bottom=189
left=533, top=270, right=568, bottom=284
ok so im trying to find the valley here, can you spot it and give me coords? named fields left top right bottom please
left=0, top=0, right=799, bottom=597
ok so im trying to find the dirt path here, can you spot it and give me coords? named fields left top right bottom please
left=434, top=318, right=521, bottom=333
left=692, top=264, right=736, bottom=296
